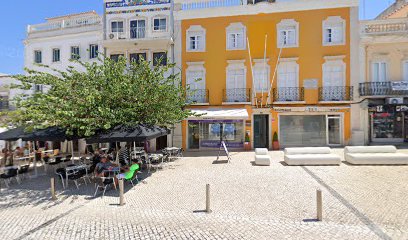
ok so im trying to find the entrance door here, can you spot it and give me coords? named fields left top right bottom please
left=327, top=116, right=341, bottom=146
left=254, top=115, right=269, bottom=148
left=188, top=123, right=200, bottom=149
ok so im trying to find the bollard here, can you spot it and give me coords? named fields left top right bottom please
left=50, top=178, right=57, bottom=200
left=316, top=189, right=322, bottom=221
left=206, top=184, right=212, bottom=213
left=119, top=179, right=125, bottom=206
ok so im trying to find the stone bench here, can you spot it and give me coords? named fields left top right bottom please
left=284, top=147, right=341, bottom=166
left=345, top=146, right=408, bottom=165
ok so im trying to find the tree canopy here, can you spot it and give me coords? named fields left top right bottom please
left=8, top=56, right=193, bottom=137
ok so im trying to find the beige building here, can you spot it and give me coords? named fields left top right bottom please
left=359, top=0, right=408, bottom=144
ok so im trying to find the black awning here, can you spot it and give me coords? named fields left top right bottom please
left=86, top=124, right=170, bottom=144
left=0, top=127, right=26, bottom=141
left=21, top=127, right=79, bottom=142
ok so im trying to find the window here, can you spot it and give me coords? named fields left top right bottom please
left=111, top=21, right=124, bottom=33
left=323, top=61, right=345, bottom=87
left=226, top=23, right=246, bottom=50
left=153, top=17, right=167, bottom=31
left=323, top=16, right=345, bottom=46
left=253, top=60, right=270, bottom=92
left=187, top=25, right=206, bottom=52
left=153, top=52, right=167, bottom=66
left=372, top=62, right=387, bottom=82
left=226, top=61, right=247, bottom=102
left=110, top=54, right=124, bottom=62
left=70, top=46, right=80, bottom=60
left=276, top=59, right=299, bottom=101
left=130, top=53, right=147, bottom=63
left=34, top=50, right=42, bottom=64
left=52, top=48, right=60, bottom=63
left=34, top=84, right=43, bottom=93
left=0, top=96, right=9, bottom=111
left=89, top=44, right=99, bottom=59
left=277, top=19, right=299, bottom=48
left=130, top=20, right=146, bottom=39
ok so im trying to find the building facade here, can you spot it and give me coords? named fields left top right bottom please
left=175, top=0, right=359, bottom=150
left=359, top=0, right=408, bottom=144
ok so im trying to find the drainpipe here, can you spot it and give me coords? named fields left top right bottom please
left=170, top=0, right=175, bottom=147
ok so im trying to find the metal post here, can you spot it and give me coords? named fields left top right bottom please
left=317, top=189, right=322, bottom=221
left=51, top=178, right=57, bottom=200
left=119, top=179, right=125, bottom=206
left=206, top=184, right=211, bottom=213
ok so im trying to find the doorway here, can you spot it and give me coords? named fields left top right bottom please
left=156, top=135, right=168, bottom=151
left=327, top=116, right=342, bottom=146
left=254, top=115, right=269, bottom=148
left=188, top=122, right=200, bottom=149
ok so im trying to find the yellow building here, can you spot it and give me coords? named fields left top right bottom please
left=174, top=0, right=359, bottom=150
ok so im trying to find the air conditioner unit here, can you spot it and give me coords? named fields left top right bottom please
left=109, top=32, right=126, bottom=40
left=386, top=97, right=403, bottom=104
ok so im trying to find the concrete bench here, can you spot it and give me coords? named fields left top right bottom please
left=345, top=146, right=408, bottom=165
left=284, top=147, right=341, bottom=166
left=254, top=148, right=271, bottom=166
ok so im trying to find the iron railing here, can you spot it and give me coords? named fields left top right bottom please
left=272, top=87, right=304, bottom=102
left=223, top=88, right=251, bottom=103
left=186, top=89, right=209, bottom=104
left=130, top=27, right=146, bottom=39
left=359, top=81, right=408, bottom=96
left=319, top=86, right=353, bottom=101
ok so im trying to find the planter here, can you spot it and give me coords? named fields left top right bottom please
left=272, top=141, right=280, bottom=150
left=244, top=142, right=251, bottom=151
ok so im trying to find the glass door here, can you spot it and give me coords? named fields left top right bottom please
left=254, top=115, right=269, bottom=148
left=327, top=116, right=341, bottom=146
left=188, top=122, right=200, bottom=149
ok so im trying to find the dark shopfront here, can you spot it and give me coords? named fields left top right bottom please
left=369, top=103, right=408, bottom=143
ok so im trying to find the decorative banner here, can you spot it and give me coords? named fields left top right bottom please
left=391, top=81, right=408, bottom=91
left=106, top=0, right=170, bottom=8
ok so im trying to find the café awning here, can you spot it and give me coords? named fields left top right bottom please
left=20, top=127, right=79, bottom=142
left=86, top=124, right=170, bottom=144
left=0, top=127, right=26, bottom=141
left=188, top=108, right=249, bottom=120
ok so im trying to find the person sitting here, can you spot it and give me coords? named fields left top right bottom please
left=94, top=156, right=116, bottom=177
left=115, top=159, right=139, bottom=185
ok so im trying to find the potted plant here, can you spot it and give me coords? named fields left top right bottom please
left=244, top=131, right=251, bottom=151
left=272, top=132, right=280, bottom=150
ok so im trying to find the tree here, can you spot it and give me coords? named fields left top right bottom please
left=8, top=56, right=194, bottom=137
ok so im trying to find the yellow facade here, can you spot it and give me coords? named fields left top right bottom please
left=180, top=7, right=354, bottom=150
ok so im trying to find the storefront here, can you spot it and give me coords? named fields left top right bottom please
left=186, top=109, right=248, bottom=150
left=368, top=103, right=408, bottom=143
left=274, top=107, right=348, bottom=147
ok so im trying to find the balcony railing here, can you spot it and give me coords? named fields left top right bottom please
left=223, top=88, right=251, bottom=103
left=186, top=89, right=209, bottom=104
left=361, top=18, right=408, bottom=35
left=130, top=27, right=146, bottom=39
left=359, top=81, right=408, bottom=96
left=273, top=87, right=304, bottom=102
left=319, top=86, right=353, bottom=101
left=181, top=0, right=245, bottom=10
left=28, top=16, right=102, bottom=34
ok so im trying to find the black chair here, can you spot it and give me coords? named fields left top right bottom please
left=48, top=157, right=62, bottom=171
left=55, top=167, right=67, bottom=189
left=94, top=178, right=114, bottom=197
left=18, top=165, right=30, bottom=180
left=1, top=168, right=20, bottom=187
left=62, top=155, right=72, bottom=163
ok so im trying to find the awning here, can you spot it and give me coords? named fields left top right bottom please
left=188, top=108, right=249, bottom=120
left=21, top=127, right=80, bottom=142
left=0, top=127, right=26, bottom=141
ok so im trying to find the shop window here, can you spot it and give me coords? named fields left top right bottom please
left=280, top=115, right=327, bottom=147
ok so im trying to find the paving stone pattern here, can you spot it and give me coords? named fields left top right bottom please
left=0, top=149, right=407, bottom=239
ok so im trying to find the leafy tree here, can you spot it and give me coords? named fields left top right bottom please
left=8, top=56, right=194, bottom=137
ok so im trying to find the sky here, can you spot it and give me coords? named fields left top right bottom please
left=0, top=0, right=396, bottom=75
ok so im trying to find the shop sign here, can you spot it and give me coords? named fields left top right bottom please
left=200, top=140, right=243, bottom=148
left=396, top=105, right=408, bottom=112
left=391, top=81, right=408, bottom=91
left=303, top=79, right=318, bottom=89
left=274, top=106, right=347, bottom=112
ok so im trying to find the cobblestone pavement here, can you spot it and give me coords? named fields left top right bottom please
left=0, top=149, right=407, bottom=239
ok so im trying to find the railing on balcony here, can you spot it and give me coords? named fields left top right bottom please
left=130, top=27, right=146, bottom=39
left=272, top=87, right=304, bottom=102
left=186, top=89, right=209, bottom=104
left=106, top=0, right=170, bottom=8
left=319, top=86, right=353, bottom=101
left=28, top=16, right=102, bottom=34
left=223, top=88, right=251, bottom=103
left=359, top=81, right=408, bottom=96
left=181, top=0, right=245, bottom=10
left=361, top=18, right=408, bottom=35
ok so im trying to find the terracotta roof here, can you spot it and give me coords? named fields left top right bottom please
left=46, top=11, right=99, bottom=21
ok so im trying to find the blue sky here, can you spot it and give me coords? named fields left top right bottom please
left=0, top=0, right=395, bottom=74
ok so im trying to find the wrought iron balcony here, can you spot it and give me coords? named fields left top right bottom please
left=130, top=27, right=146, bottom=39
left=223, top=88, right=251, bottom=103
left=319, top=86, right=353, bottom=101
left=359, top=81, right=408, bottom=96
left=273, top=87, right=304, bottom=102
left=186, top=89, right=209, bottom=104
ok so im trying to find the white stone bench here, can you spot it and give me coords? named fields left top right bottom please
left=284, top=147, right=341, bottom=166
left=345, top=146, right=408, bottom=165
left=254, top=148, right=271, bottom=166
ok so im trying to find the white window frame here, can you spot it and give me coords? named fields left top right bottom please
left=252, top=59, right=270, bottom=93
left=70, top=46, right=80, bottom=60
left=186, top=62, right=206, bottom=90
left=371, top=60, right=388, bottom=82
left=226, top=23, right=246, bottom=51
left=277, top=58, right=300, bottom=89
left=110, top=20, right=124, bottom=33
left=34, top=50, right=42, bottom=64
left=89, top=44, right=99, bottom=59
left=52, top=48, right=60, bottom=63
left=153, top=16, right=167, bottom=32
left=186, top=25, right=206, bottom=52
left=322, top=56, right=346, bottom=87
left=323, top=16, right=346, bottom=46
left=277, top=19, right=299, bottom=48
